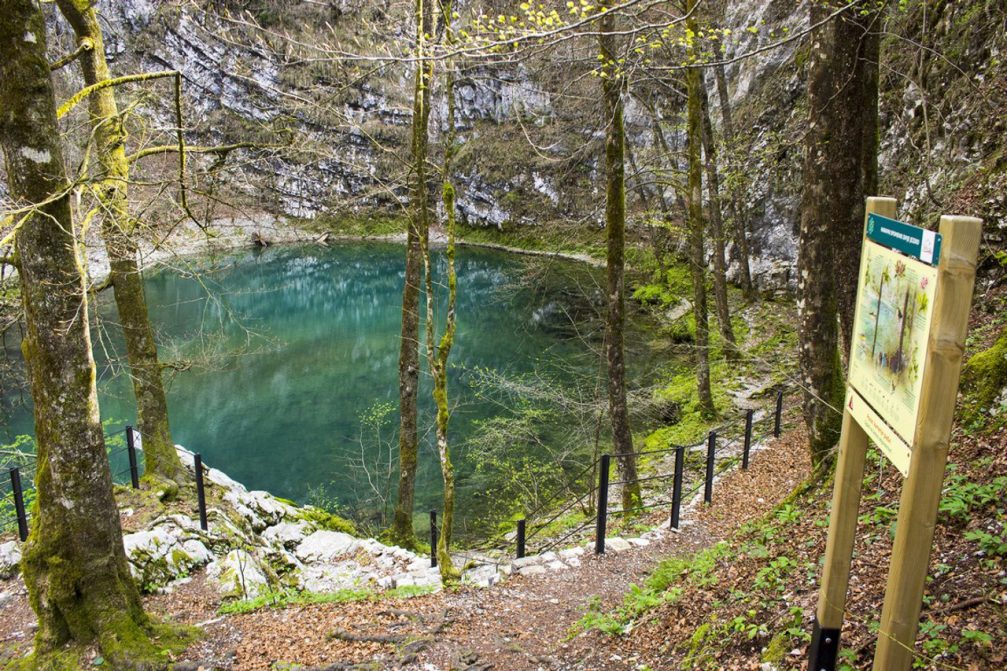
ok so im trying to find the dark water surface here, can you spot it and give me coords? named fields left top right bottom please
left=1, top=242, right=602, bottom=534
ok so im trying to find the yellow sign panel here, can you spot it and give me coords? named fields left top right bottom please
left=848, top=240, right=938, bottom=453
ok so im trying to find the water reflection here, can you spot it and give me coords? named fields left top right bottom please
left=1, top=242, right=598, bottom=532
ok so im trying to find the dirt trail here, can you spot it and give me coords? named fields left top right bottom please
left=157, top=429, right=807, bottom=670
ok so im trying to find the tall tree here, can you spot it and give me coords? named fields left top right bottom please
left=796, top=1, right=881, bottom=468
left=392, top=0, right=435, bottom=549
left=699, top=72, right=738, bottom=360
left=0, top=1, right=184, bottom=665
left=713, top=51, right=755, bottom=299
left=54, top=0, right=187, bottom=486
left=685, top=1, right=716, bottom=417
left=598, top=0, right=642, bottom=511
left=425, top=0, right=460, bottom=580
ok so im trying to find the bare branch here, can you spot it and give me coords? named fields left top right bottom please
left=49, top=37, right=94, bottom=71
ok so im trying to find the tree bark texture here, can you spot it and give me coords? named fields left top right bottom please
left=699, top=73, right=738, bottom=360
left=393, top=0, right=435, bottom=549
left=0, top=2, right=175, bottom=665
left=55, top=0, right=186, bottom=485
left=599, top=2, right=642, bottom=511
left=832, top=3, right=882, bottom=357
left=797, top=2, right=863, bottom=468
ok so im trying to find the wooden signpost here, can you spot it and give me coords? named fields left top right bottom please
left=808, top=198, right=982, bottom=671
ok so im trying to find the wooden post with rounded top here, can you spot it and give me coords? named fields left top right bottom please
left=872, top=215, right=982, bottom=670
left=808, top=197, right=896, bottom=671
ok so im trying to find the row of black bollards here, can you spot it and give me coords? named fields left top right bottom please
left=503, top=394, right=784, bottom=559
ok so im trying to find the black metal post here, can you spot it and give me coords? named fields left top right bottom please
left=9, top=468, right=28, bottom=542
left=194, top=453, right=208, bottom=531
left=595, top=454, right=610, bottom=555
left=516, top=518, right=526, bottom=559
left=670, top=445, right=684, bottom=530
left=126, top=426, right=140, bottom=489
left=430, top=510, right=438, bottom=568
left=704, top=431, right=716, bottom=504
left=743, top=410, right=754, bottom=470
left=774, top=390, right=783, bottom=437
left=808, top=617, right=840, bottom=671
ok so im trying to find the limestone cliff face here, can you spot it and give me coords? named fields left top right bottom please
left=50, top=1, right=1007, bottom=285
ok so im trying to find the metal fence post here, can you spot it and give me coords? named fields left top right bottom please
left=670, top=446, right=684, bottom=530
left=774, top=390, right=784, bottom=437
left=9, top=468, right=28, bottom=542
left=194, top=453, right=208, bottom=531
left=595, top=454, right=610, bottom=555
left=743, top=410, right=754, bottom=470
left=704, top=431, right=716, bottom=504
left=430, top=510, right=438, bottom=568
left=126, top=426, right=140, bottom=489
left=516, top=518, right=526, bottom=559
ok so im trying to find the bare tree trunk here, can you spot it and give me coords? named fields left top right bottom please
left=797, top=2, right=857, bottom=469
left=713, top=60, right=755, bottom=299
left=392, top=0, right=434, bottom=549
left=55, top=0, right=186, bottom=486
left=599, top=1, right=642, bottom=511
left=0, top=2, right=184, bottom=665
left=699, top=73, right=738, bottom=361
left=686, top=2, right=716, bottom=418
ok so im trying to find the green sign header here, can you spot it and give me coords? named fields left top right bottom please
left=866, top=213, right=942, bottom=266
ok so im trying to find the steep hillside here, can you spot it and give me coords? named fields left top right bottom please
left=36, top=1, right=1005, bottom=291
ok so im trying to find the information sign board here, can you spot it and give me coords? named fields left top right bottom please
left=847, top=217, right=941, bottom=474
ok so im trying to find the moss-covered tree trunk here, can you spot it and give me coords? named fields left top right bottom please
left=425, top=0, right=460, bottom=582
left=0, top=2, right=179, bottom=666
left=686, top=3, right=716, bottom=418
left=598, top=2, right=642, bottom=511
left=699, top=73, right=738, bottom=361
left=392, top=0, right=434, bottom=549
left=55, top=0, right=186, bottom=486
left=714, top=57, right=755, bottom=299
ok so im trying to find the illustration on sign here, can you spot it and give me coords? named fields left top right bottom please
left=848, top=240, right=938, bottom=450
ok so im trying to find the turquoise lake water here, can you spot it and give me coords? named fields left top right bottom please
left=0, top=242, right=604, bottom=535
